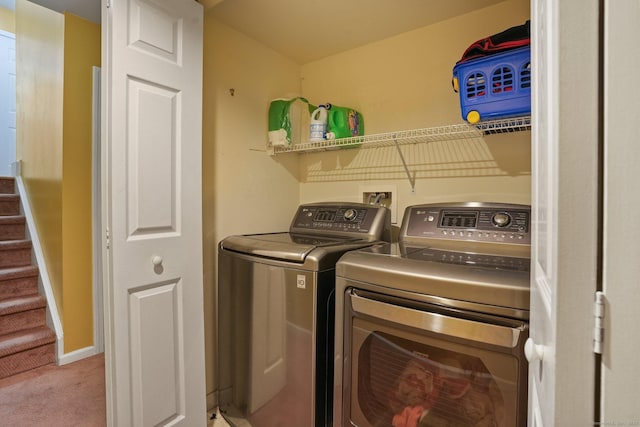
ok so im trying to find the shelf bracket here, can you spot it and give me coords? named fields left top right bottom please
left=393, top=137, right=415, bottom=193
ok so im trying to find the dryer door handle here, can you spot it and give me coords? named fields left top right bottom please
left=349, top=292, right=525, bottom=350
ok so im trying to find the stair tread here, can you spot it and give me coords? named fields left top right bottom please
left=0, top=239, right=31, bottom=249
left=0, top=295, right=46, bottom=315
left=0, top=326, right=56, bottom=358
left=0, top=215, right=25, bottom=224
left=0, top=265, right=38, bottom=280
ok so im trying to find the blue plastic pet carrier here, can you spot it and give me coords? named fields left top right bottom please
left=452, top=46, right=531, bottom=124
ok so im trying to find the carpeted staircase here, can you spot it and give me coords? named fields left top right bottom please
left=0, top=177, right=56, bottom=378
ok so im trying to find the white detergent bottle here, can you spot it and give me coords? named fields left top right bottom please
left=309, top=105, right=328, bottom=141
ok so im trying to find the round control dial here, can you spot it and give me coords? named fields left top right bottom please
left=344, top=209, right=358, bottom=221
left=491, top=212, right=512, bottom=228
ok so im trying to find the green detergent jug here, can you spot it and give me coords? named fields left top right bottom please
left=326, top=104, right=364, bottom=140
left=268, top=97, right=315, bottom=146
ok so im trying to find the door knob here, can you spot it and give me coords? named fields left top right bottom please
left=524, top=338, right=545, bottom=362
left=151, top=256, right=163, bottom=266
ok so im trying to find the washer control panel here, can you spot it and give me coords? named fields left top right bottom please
left=293, top=206, right=371, bottom=232
left=290, top=203, right=390, bottom=241
left=403, top=202, right=531, bottom=245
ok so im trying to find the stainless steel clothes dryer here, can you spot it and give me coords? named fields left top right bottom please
left=218, top=202, right=391, bottom=427
left=334, top=202, right=531, bottom=427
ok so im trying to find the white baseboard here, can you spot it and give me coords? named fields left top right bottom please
left=58, top=346, right=101, bottom=366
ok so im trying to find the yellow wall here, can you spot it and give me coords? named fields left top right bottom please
left=0, top=6, right=14, bottom=33
left=61, top=13, right=100, bottom=352
left=16, top=1, right=99, bottom=354
left=298, top=0, right=531, bottom=221
left=16, top=0, right=64, bottom=318
left=202, top=15, right=302, bottom=405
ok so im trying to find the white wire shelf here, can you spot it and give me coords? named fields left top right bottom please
left=267, top=116, right=531, bottom=155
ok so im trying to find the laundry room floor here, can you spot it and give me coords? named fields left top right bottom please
left=0, top=352, right=228, bottom=426
left=0, top=353, right=106, bottom=426
left=211, top=406, right=250, bottom=426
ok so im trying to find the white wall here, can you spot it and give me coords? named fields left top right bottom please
left=298, top=0, right=531, bottom=225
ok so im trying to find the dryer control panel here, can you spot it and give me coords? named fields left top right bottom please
left=402, top=202, right=531, bottom=247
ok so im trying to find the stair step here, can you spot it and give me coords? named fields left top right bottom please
left=0, top=294, right=46, bottom=315
left=0, top=266, right=39, bottom=300
left=0, top=295, right=47, bottom=335
left=0, top=326, right=56, bottom=357
left=0, top=177, right=15, bottom=195
left=0, top=216, right=26, bottom=241
left=0, top=178, right=53, bottom=379
left=0, top=327, right=56, bottom=378
left=0, top=194, right=20, bottom=216
left=0, top=239, right=32, bottom=269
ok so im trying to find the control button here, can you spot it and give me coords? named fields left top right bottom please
left=344, top=209, right=357, bottom=221
left=492, top=212, right=512, bottom=228
left=458, top=231, right=464, bottom=236
left=442, top=230, right=448, bottom=235
left=427, top=215, right=435, bottom=222
left=518, top=235, right=524, bottom=240
left=467, top=231, right=473, bottom=237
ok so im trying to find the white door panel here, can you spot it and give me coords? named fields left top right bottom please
left=126, top=78, right=178, bottom=236
left=129, top=280, right=184, bottom=426
left=102, top=0, right=206, bottom=425
left=529, top=0, right=599, bottom=425
left=529, top=2, right=557, bottom=419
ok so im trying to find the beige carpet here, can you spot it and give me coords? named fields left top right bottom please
left=0, top=353, right=106, bottom=426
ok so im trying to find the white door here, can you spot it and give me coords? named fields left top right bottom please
left=101, top=0, right=206, bottom=425
left=0, top=30, right=15, bottom=177
left=528, top=0, right=600, bottom=425
left=600, top=0, right=640, bottom=423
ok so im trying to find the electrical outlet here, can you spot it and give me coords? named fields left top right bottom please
left=361, top=185, right=397, bottom=223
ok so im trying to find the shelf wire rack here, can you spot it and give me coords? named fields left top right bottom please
left=268, top=116, right=531, bottom=155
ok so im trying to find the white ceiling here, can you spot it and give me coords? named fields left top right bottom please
left=1, top=0, right=507, bottom=64
left=29, top=0, right=100, bottom=23
left=0, top=0, right=100, bottom=23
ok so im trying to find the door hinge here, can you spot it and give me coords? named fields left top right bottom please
left=105, top=227, right=111, bottom=250
left=593, top=291, right=605, bottom=355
